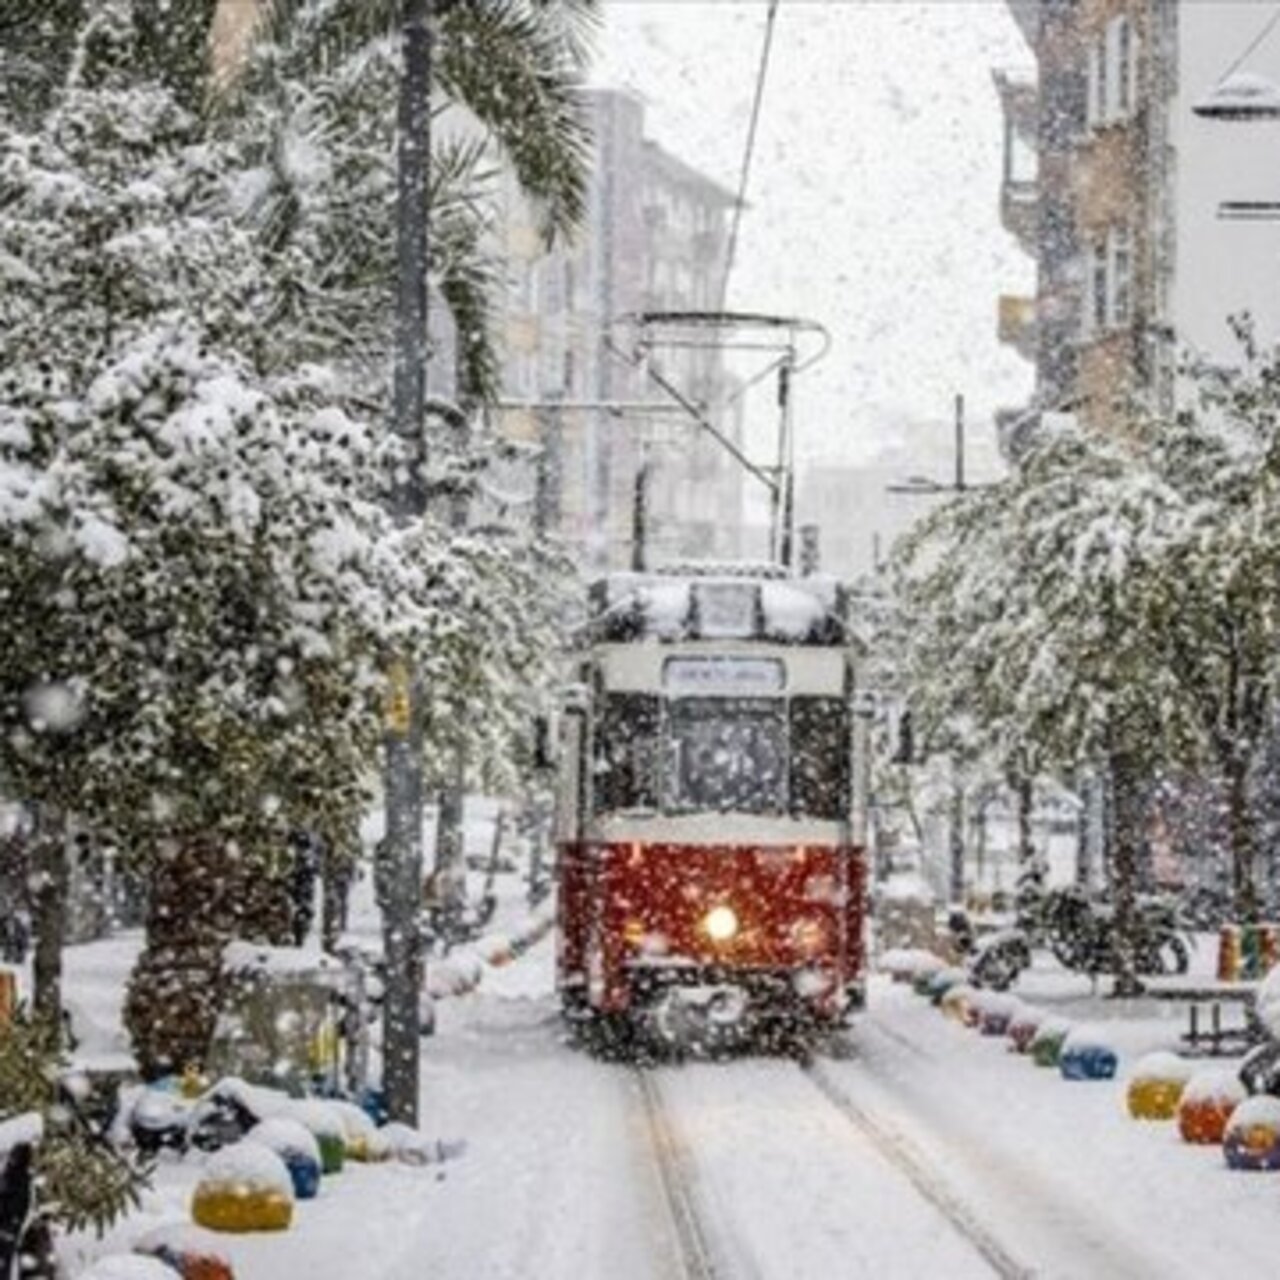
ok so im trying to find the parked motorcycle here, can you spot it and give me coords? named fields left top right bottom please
left=1042, top=885, right=1191, bottom=978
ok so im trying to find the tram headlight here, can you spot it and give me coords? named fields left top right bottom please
left=703, top=905, right=739, bottom=943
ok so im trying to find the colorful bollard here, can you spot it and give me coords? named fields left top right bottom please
left=1223, top=1096, right=1280, bottom=1171
left=1030, top=1018, right=1072, bottom=1068
left=1059, top=1026, right=1118, bottom=1081
left=1126, top=1052, right=1194, bottom=1121
left=1178, top=1069, right=1247, bottom=1145
left=191, top=1142, right=295, bottom=1233
left=1006, top=1007, right=1045, bottom=1054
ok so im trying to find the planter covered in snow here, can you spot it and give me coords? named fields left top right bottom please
left=1059, top=1026, right=1118, bottom=1081
left=248, top=1118, right=323, bottom=1199
left=1177, top=1070, right=1247, bottom=1145
left=192, top=1141, right=295, bottom=1233
left=1223, top=1096, right=1280, bottom=1170
left=286, top=1100, right=346, bottom=1174
left=1126, top=1052, right=1195, bottom=1121
left=1030, top=1018, right=1071, bottom=1068
left=1006, top=1007, right=1044, bottom=1054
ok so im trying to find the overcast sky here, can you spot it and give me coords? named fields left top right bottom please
left=592, top=1, right=1036, bottom=480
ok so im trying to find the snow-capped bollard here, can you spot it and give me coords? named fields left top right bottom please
left=1030, top=1017, right=1072, bottom=1068
left=926, top=967, right=967, bottom=1005
left=1177, top=1069, right=1247, bottom=1145
left=134, top=1223, right=235, bottom=1280
left=1126, top=1052, right=1195, bottom=1120
left=247, top=1118, right=323, bottom=1200
left=325, top=1100, right=389, bottom=1163
left=282, top=1101, right=345, bottom=1174
left=1006, top=1006, right=1045, bottom=1054
left=1059, top=1026, right=1119, bottom=1081
left=1223, top=1096, right=1280, bottom=1170
left=940, top=983, right=976, bottom=1023
left=978, top=994, right=1018, bottom=1037
left=879, top=948, right=945, bottom=985
left=191, top=1141, right=295, bottom=1233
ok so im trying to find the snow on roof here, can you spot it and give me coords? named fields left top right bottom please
left=589, top=569, right=847, bottom=645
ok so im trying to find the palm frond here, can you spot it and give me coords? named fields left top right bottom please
left=437, top=0, right=594, bottom=243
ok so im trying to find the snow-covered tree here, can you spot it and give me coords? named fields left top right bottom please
left=0, top=0, right=569, bottom=1070
left=895, top=423, right=1195, bottom=991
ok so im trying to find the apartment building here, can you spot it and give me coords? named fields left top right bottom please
left=997, top=1, right=1280, bottom=445
left=494, top=90, right=745, bottom=574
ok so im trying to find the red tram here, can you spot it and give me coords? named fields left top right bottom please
left=554, top=565, right=867, bottom=1048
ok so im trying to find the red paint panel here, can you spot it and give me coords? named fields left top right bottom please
left=557, top=841, right=867, bottom=1011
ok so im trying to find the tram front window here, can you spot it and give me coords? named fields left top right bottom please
left=664, top=697, right=787, bottom=814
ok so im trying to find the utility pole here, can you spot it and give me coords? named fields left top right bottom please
left=631, top=448, right=651, bottom=572
left=381, top=0, right=433, bottom=1127
left=886, top=391, right=986, bottom=910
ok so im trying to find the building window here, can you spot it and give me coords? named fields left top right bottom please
left=1091, top=240, right=1108, bottom=333
left=1116, top=17, right=1132, bottom=116
left=1110, top=225, right=1132, bottom=328
left=1089, top=34, right=1108, bottom=128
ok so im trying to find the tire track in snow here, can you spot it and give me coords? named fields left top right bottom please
left=802, top=1060, right=1032, bottom=1279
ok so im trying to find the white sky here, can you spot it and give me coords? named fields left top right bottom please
left=592, top=1, right=1037, bottom=478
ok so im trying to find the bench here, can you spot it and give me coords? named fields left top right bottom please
left=1143, top=981, right=1260, bottom=1057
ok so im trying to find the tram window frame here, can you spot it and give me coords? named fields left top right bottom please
left=592, top=692, right=661, bottom=812
left=662, top=696, right=788, bottom=816
left=789, top=696, right=851, bottom=820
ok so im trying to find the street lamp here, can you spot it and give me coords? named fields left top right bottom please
left=1194, top=71, right=1280, bottom=121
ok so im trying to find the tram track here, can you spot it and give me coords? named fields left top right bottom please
left=634, top=1067, right=743, bottom=1280
left=634, top=1054, right=1023, bottom=1280
left=799, top=1058, right=1034, bottom=1280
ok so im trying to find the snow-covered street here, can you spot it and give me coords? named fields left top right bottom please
left=56, top=920, right=1280, bottom=1280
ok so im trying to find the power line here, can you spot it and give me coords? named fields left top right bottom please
left=720, top=0, right=781, bottom=309
left=1219, top=2, right=1280, bottom=83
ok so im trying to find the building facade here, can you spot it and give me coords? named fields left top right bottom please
left=494, top=90, right=745, bottom=574
left=997, top=1, right=1280, bottom=445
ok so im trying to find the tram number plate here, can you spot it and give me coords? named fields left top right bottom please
left=662, top=656, right=785, bottom=693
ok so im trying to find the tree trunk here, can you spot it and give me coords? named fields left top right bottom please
left=29, top=811, right=67, bottom=1032
left=320, top=844, right=353, bottom=953
left=1225, top=752, right=1258, bottom=923
left=125, top=835, right=292, bottom=1079
left=1013, top=773, right=1039, bottom=931
left=1108, top=752, right=1144, bottom=997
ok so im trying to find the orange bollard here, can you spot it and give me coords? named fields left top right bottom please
left=1218, top=925, right=1241, bottom=982
left=1261, top=924, right=1280, bottom=976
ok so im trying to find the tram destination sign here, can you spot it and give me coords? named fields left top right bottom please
left=662, top=656, right=786, bottom=694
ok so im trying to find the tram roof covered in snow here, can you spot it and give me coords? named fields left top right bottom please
left=585, top=565, right=849, bottom=646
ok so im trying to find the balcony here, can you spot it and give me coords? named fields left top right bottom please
left=998, top=293, right=1037, bottom=362
left=1001, top=178, right=1039, bottom=254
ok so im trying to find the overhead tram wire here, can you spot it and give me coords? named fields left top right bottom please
left=719, top=0, right=781, bottom=311
left=1217, top=2, right=1280, bottom=84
